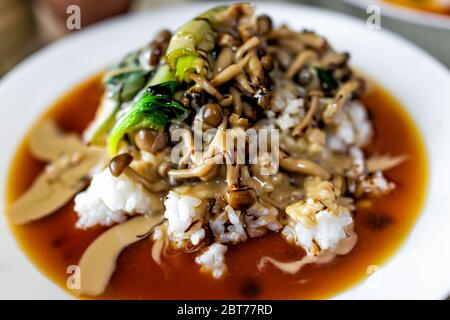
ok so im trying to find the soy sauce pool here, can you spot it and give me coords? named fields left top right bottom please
left=5, top=73, right=427, bottom=299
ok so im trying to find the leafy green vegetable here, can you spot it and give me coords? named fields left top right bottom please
left=315, top=67, right=338, bottom=93
left=105, top=69, right=150, bottom=102
left=107, top=81, right=189, bottom=155
left=166, top=5, right=227, bottom=82
left=86, top=46, right=154, bottom=145
left=116, top=50, right=141, bottom=69
left=87, top=69, right=152, bottom=145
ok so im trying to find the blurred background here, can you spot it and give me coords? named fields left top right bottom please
left=0, top=0, right=449, bottom=77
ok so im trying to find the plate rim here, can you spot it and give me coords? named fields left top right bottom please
left=1, top=1, right=450, bottom=300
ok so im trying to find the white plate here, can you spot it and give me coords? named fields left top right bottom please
left=1, top=2, right=450, bottom=300
left=341, top=0, right=450, bottom=29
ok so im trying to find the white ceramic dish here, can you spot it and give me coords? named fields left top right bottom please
left=339, top=0, right=450, bottom=67
left=1, top=2, right=450, bottom=300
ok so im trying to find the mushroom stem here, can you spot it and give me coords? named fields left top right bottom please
left=168, top=162, right=218, bottom=179
left=214, top=47, right=234, bottom=74
left=235, top=72, right=255, bottom=95
left=366, top=155, right=408, bottom=173
left=292, top=90, right=323, bottom=136
left=235, top=36, right=260, bottom=60
left=211, top=64, right=243, bottom=87
left=285, top=49, right=317, bottom=79
left=230, top=86, right=243, bottom=115
left=226, top=161, right=241, bottom=187
left=189, top=73, right=223, bottom=100
left=123, top=167, right=169, bottom=192
left=335, top=79, right=361, bottom=109
left=247, top=51, right=264, bottom=85
left=279, top=151, right=330, bottom=179
left=109, top=153, right=169, bottom=192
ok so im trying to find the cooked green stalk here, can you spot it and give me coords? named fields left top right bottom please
left=166, top=4, right=252, bottom=82
left=107, top=81, right=188, bottom=155
left=86, top=50, right=152, bottom=145
left=149, top=65, right=176, bottom=85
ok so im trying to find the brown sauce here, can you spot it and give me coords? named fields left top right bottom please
left=4, top=73, right=428, bottom=299
left=385, top=0, right=450, bottom=16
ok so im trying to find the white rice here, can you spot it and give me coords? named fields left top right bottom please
left=283, top=179, right=354, bottom=255
left=74, top=168, right=160, bottom=229
left=266, top=78, right=305, bottom=132
left=349, top=146, right=365, bottom=177
left=283, top=201, right=353, bottom=254
left=327, top=101, right=373, bottom=152
left=274, top=98, right=305, bottom=130
left=209, top=205, right=247, bottom=243
left=195, top=243, right=228, bottom=279
left=245, top=202, right=282, bottom=237
left=358, top=170, right=396, bottom=196
left=164, top=191, right=206, bottom=247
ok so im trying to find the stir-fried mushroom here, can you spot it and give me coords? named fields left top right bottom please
left=28, top=120, right=85, bottom=162
left=189, top=73, right=224, bottom=100
left=227, top=185, right=256, bottom=210
left=214, top=47, right=234, bottom=74
left=235, top=36, right=260, bottom=60
left=258, top=232, right=357, bottom=274
left=366, top=155, right=408, bottom=172
left=168, top=161, right=218, bottom=180
left=285, top=50, right=317, bottom=80
left=109, top=153, right=169, bottom=192
left=324, top=79, right=363, bottom=123
left=225, top=160, right=256, bottom=210
left=168, top=118, right=227, bottom=180
left=280, top=151, right=330, bottom=180
left=151, top=222, right=170, bottom=266
left=78, top=215, right=164, bottom=296
left=292, top=90, right=323, bottom=136
left=230, top=86, right=243, bottom=115
left=211, top=64, right=243, bottom=87
left=7, top=120, right=106, bottom=224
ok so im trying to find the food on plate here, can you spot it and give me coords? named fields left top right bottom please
left=5, top=3, right=427, bottom=299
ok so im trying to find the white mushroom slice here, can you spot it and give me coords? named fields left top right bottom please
left=7, top=147, right=106, bottom=224
left=258, top=232, right=358, bottom=274
left=29, top=120, right=84, bottom=162
left=78, top=215, right=164, bottom=296
left=366, top=155, right=407, bottom=173
left=151, top=224, right=169, bottom=266
left=322, top=153, right=407, bottom=174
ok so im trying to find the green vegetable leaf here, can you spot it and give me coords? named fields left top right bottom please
left=107, top=81, right=189, bottom=155
left=86, top=69, right=152, bottom=145
left=116, top=50, right=141, bottom=69
left=105, top=69, right=150, bottom=102
left=315, top=67, right=338, bottom=93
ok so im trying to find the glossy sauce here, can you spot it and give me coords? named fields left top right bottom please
left=385, top=0, right=450, bottom=16
left=5, top=74, right=427, bottom=299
